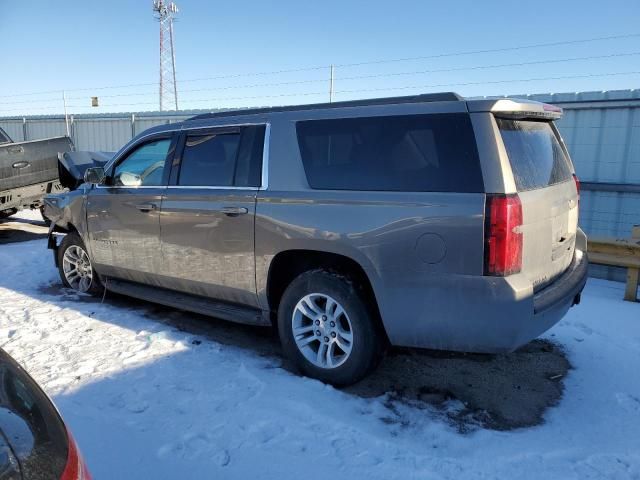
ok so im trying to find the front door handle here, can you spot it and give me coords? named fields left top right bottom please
left=135, top=203, right=157, bottom=212
left=12, top=161, right=30, bottom=169
left=220, top=206, right=248, bottom=216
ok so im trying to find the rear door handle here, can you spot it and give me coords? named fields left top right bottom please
left=220, top=206, right=248, bottom=216
left=135, top=203, right=157, bottom=212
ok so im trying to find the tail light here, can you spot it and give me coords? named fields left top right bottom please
left=573, top=173, right=580, bottom=206
left=484, top=194, right=523, bottom=276
left=61, top=429, right=92, bottom=480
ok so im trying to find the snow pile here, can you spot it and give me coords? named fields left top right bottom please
left=0, top=237, right=639, bottom=479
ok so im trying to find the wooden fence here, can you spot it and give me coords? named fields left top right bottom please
left=588, top=226, right=640, bottom=301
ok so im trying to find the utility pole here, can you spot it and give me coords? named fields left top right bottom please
left=62, top=90, right=70, bottom=137
left=153, top=0, right=179, bottom=111
left=329, top=65, right=335, bottom=103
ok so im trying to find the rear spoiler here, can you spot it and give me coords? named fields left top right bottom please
left=467, top=99, right=563, bottom=120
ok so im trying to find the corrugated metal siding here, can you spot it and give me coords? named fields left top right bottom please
left=72, top=119, right=132, bottom=151
left=2, top=112, right=198, bottom=150
left=0, top=120, right=24, bottom=142
left=134, top=115, right=191, bottom=136
left=26, top=120, right=67, bottom=140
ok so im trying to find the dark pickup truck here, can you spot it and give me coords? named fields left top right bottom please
left=0, top=126, right=73, bottom=218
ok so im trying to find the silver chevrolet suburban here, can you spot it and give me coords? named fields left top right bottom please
left=44, top=92, right=588, bottom=385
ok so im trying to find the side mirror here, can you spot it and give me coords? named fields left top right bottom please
left=84, top=167, right=105, bottom=185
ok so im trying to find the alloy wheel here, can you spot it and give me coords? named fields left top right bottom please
left=62, top=245, right=94, bottom=293
left=291, top=293, right=354, bottom=369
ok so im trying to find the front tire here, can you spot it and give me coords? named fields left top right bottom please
left=57, top=232, right=104, bottom=296
left=277, top=270, right=384, bottom=386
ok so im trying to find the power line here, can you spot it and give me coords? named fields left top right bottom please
left=333, top=32, right=640, bottom=68
left=0, top=92, right=328, bottom=112
left=3, top=68, right=640, bottom=114
left=1, top=32, right=639, bottom=99
left=3, top=68, right=640, bottom=115
left=0, top=66, right=331, bottom=100
left=3, top=50, right=640, bottom=107
left=336, top=51, right=640, bottom=82
left=82, top=90, right=328, bottom=109
left=335, top=70, right=640, bottom=95
left=18, top=69, right=638, bottom=112
left=76, top=50, right=640, bottom=99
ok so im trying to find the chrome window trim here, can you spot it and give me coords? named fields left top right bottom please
left=100, top=121, right=271, bottom=190
left=165, top=185, right=259, bottom=191
left=259, top=123, right=270, bottom=191
left=96, top=185, right=168, bottom=189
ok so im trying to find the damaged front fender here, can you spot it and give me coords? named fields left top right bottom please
left=43, top=187, right=90, bottom=262
left=57, top=151, right=113, bottom=189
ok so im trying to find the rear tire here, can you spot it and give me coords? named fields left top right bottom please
left=57, top=232, right=104, bottom=296
left=277, top=269, right=384, bottom=386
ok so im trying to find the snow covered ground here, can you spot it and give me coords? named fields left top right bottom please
left=0, top=214, right=639, bottom=479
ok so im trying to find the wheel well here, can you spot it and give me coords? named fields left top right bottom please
left=52, top=221, right=79, bottom=235
left=51, top=223, right=81, bottom=267
left=266, top=250, right=387, bottom=339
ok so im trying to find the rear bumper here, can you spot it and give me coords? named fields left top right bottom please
left=533, top=250, right=588, bottom=314
left=505, top=250, right=588, bottom=351
left=378, top=250, right=588, bottom=353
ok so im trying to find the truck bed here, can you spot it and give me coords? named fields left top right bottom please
left=0, top=136, right=74, bottom=192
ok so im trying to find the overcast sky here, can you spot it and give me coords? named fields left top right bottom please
left=2, top=0, right=640, bottom=115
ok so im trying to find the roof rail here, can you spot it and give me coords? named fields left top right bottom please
left=188, top=92, right=463, bottom=121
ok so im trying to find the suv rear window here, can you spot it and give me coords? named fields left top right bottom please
left=497, top=119, right=573, bottom=191
left=296, top=113, right=483, bottom=192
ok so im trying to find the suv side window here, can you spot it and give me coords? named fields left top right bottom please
left=178, top=133, right=241, bottom=186
left=234, top=125, right=265, bottom=187
left=177, top=125, right=265, bottom=187
left=112, top=138, right=171, bottom=187
left=296, top=113, right=483, bottom=192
